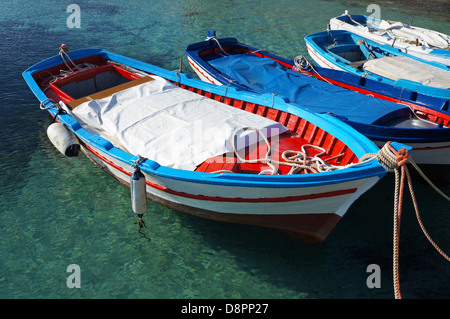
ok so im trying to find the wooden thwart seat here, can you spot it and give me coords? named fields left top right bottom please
left=66, top=76, right=154, bottom=110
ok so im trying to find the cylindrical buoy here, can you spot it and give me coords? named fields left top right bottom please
left=46, top=122, right=80, bottom=157
left=130, top=167, right=147, bottom=216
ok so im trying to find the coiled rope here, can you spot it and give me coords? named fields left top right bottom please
left=368, top=142, right=449, bottom=299
left=228, top=127, right=377, bottom=175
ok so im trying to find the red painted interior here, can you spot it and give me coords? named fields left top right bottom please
left=49, top=64, right=141, bottom=103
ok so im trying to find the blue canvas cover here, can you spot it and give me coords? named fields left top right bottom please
left=208, top=54, right=408, bottom=125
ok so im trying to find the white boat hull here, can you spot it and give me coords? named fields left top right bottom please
left=82, top=142, right=381, bottom=243
left=306, top=43, right=344, bottom=71
left=187, top=56, right=223, bottom=85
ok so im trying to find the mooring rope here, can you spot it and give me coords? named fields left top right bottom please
left=38, top=45, right=97, bottom=95
left=59, top=44, right=81, bottom=72
left=227, top=129, right=449, bottom=299
left=373, top=142, right=450, bottom=299
left=206, top=36, right=230, bottom=56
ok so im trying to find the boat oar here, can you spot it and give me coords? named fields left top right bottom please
left=357, top=39, right=376, bottom=60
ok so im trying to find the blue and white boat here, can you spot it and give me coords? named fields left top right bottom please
left=23, top=46, right=397, bottom=243
left=185, top=32, right=450, bottom=185
left=330, top=11, right=450, bottom=67
left=304, top=29, right=450, bottom=100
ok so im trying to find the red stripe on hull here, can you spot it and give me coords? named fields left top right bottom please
left=307, top=46, right=337, bottom=70
left=82, top=145, right=346, bottom=243
left=300, top=49, right=449, bottom=126
left=187, top=58, right=217, bottom=84
left=85, top=145, right=358, bottom=203
left=309, top=75, right=450, bottom=126
left=413, top=144, right=450, bottom=151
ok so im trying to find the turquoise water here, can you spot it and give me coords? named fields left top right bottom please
left=0, top=0, right=449, bottom=299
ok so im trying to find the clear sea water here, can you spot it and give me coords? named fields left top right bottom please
left=0, top=0, right=449, bottom=300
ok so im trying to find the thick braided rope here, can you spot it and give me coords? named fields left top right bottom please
left=376, top=142, right=405, bottom=299
left=231, top=127, right=354, bottom=175
left=376, top=142, right=449, bottom=299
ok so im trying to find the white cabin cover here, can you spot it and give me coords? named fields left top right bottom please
left=363, top=56, right=450, bottom=89
left=71, top=76, right=287, bottom=170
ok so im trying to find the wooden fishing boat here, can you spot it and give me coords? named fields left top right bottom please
left=329, top=11, right=450, bottom=67
left=185, top=32, right=450, bottom=185
left=304, top=29, right=450, bottom=100
left=23, top=46, right=401, bottom=244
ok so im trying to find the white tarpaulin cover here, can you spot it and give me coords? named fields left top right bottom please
left=363, top=56, right=450, bottom=89
left=375, top=20, right=450, bottom=49
left=71, top=76, right=287, bottom=170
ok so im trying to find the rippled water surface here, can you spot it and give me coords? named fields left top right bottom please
left=0, top=0, right=448, bottom=299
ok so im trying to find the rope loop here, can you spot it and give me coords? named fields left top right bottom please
left=59, top=44, right=81, bottom=72
left=375, top=141, right=410, bottom=172
left=132, top=155, right=147, bottom=169
left=40, top=98, right=58, bottom=110
left=206, top=36, right=230, bottom=56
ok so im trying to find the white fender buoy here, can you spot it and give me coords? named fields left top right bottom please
left=130, top=166, right=147, bottom=217
left=46, top=122, right=80, bottom=157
